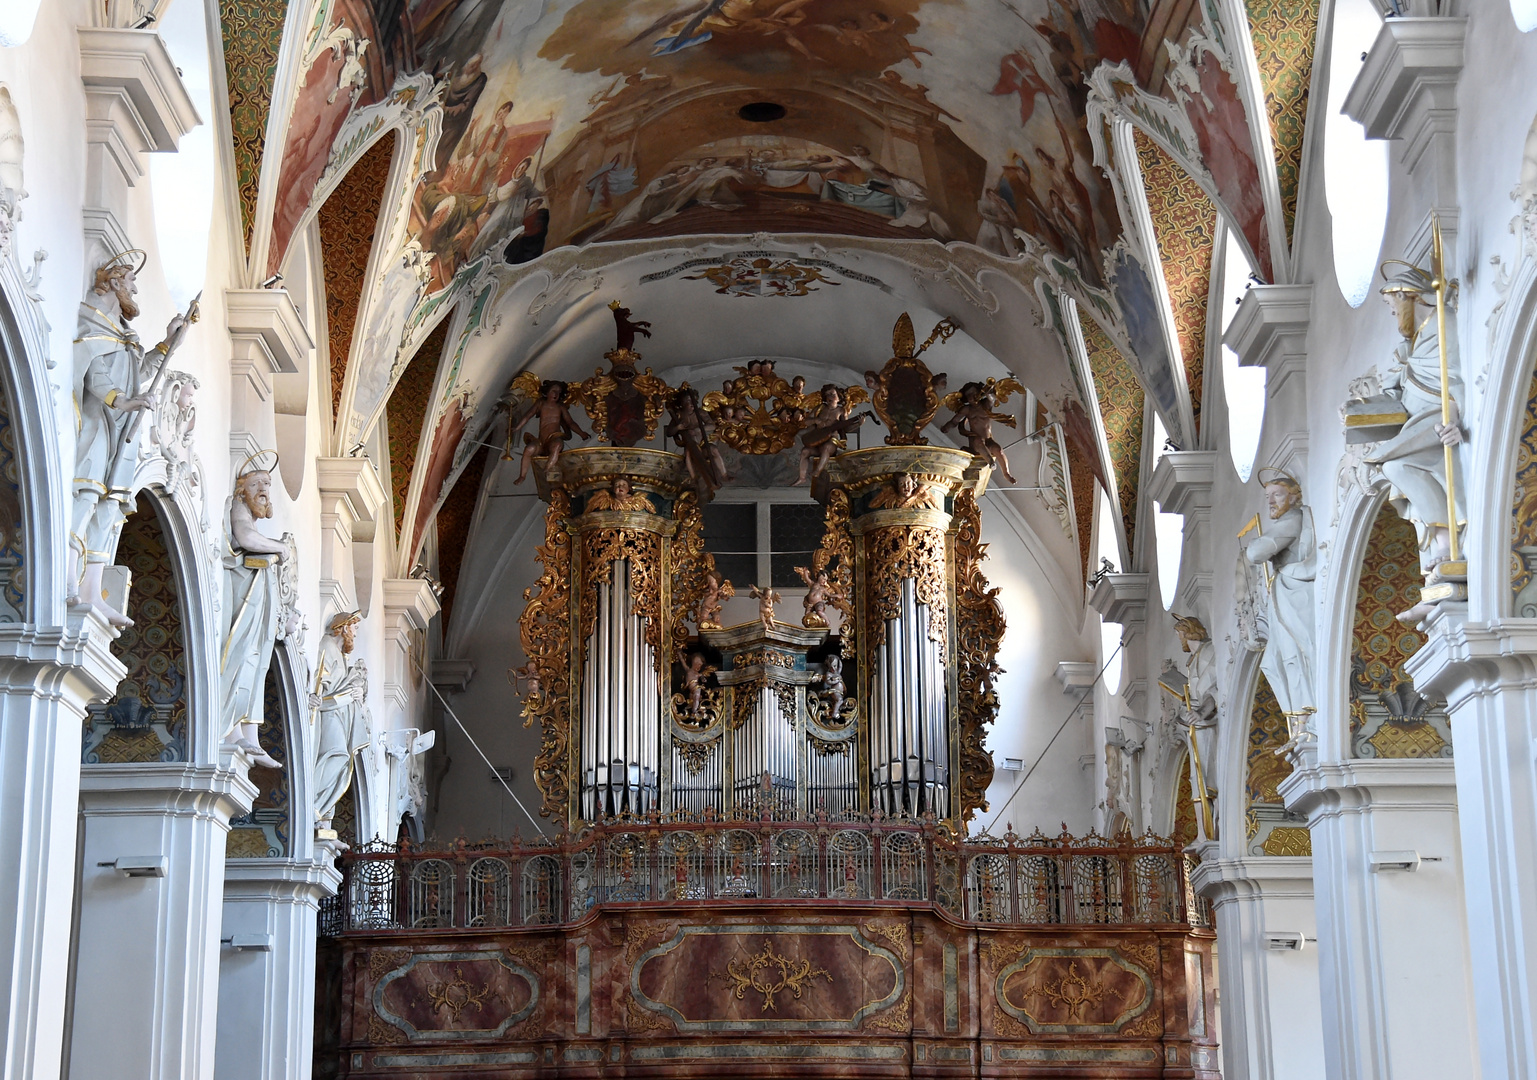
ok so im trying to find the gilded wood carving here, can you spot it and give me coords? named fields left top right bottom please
left=954, top=490, right=1004, bottom=823
left=519, top=491, right=573, bottom=819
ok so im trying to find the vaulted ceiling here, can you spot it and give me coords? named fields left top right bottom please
left=218, top=0, right=1321, bottom=614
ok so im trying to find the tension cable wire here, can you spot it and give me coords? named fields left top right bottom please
left=979, top=641, right=1123, bottom=834
left=407, top=649, right=548, bottom=837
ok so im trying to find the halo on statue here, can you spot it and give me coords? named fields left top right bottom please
left=100, top=248, right=148, bottom=275
left=234, top=448, right=280, bottom=482
left=327, top=610, right=362, bottom=635
left=1255, top=466, right=1300, bottom=490
left=1378, top=259, right=1436, bottom=297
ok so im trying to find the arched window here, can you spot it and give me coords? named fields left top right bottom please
left=1150, top=413, right=1184, bottom=610
left=1324, top=0, right=1389, bottom=307
left=0, top=1, right=42, bottom=47
left=1219, top=228, right=1265, bottom=482
left=1096, top=485, right=1123, bottom=693
left=1512, top=0, right=1537, bottom=32
left=151, top=0, right=215, bottom=308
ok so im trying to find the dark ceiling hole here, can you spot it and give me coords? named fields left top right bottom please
left=738, top=101, right=786, bottom=123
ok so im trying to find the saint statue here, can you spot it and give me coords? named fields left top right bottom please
left=70, top=250, right=192, bottom=624
left=1240, top=470, right=1317, bottom=719
left=1361, top=262, right=1464, bottom=576
left=312, top=611, right=371, bottom=828
left=748, top=584, right=781, bottom=630
left=220, top=455, right=291, bottom=768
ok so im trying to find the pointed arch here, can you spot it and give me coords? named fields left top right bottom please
left=384, top=317, right=451, bottom=540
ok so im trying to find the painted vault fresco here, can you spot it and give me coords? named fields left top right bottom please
left=264, top=0, right=1273, bottom=547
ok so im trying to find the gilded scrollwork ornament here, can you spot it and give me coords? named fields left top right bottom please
left=954, top=490, right=1005, bottom=824
left=519, top=491, right=574, bottom=818
left=580, top=527, right=664, bottom=670
left=863, top=312, right=955, bottom=445
left=810, top=488, right=855, bottom=656
left=865, top=524, right=948, bottom=651
left=701, top=358, right=867, bottom=457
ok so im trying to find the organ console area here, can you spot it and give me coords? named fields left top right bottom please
left=315, top=312, right=1218, bottom=1079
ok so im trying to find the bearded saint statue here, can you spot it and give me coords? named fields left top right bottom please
left=71, top=250, right=190, bottom=625
left=219, top=457, right=290, bottom=767
left=312, top=611, right=371, bottom=828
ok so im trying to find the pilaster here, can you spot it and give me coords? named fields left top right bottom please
left=315, top=458, right=386, bottom=618
left=1089, top=572, right=1149, bottom=716
left=71, top=756, right=258, bottom=1080
left=1190, top=852, right=1323, bottom=1080
left=1148, top=451, right=1217, bottom=621
left=1406, top=615, right=1537, bottom=1078
left=226, top=289, right=312, bottom=454
left=1278, top=759, right=1475, bottom=1080
left=214, top=847, right=342, bottom=1080
left=0, top=617, right=124, bottom=1080
left=1342, top=16, right=1465, bottom=197
left=379, top=577, right=440, bottom=727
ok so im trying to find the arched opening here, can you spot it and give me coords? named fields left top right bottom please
left=227, top=665, right=294, bottom=858
left=1244, top=673, right=1310, bottom=856
left=1323, top=0, right=1388, bottom=307
left=1348, top=501, right=1451, bottom=757
left=0, top=338, right=26, bottom=621
left=82, top=493, right=190, bottom=763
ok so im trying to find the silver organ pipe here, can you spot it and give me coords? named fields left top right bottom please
left=579, top=559, right=660, bottom=820
left=871, top=578, right=949, bottom=818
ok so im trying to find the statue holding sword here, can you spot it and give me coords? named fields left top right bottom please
left=69, top=248, right=199, bottom=625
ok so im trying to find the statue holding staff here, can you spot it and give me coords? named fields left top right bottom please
left=1239, top=469, right=1317, bottom=722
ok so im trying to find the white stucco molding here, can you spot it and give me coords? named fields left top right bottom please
left=430, top=658, right=476, bottom=695
left=1147, top=450, right=1216, bottom=519
left=77, top=27, right=200, bottom=184
left=315, top=457, right=386, bottom=545
left=1343, top=16, right=1466, bottom=174
left=1224, top=283, right=1312, bottom=399
left=227, top=288, right=310, bottom=380
left=1088, top=572, right=1149, bottom=628
left=381, top=577, right=440, bottom=634
left=1277, top=758, right=1458, bottom=821
left=1189, top=851, right=1315, bottom=903
left=1404, top=614, right=1537, bottom=704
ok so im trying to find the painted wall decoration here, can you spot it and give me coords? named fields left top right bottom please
left=84, top=496, right=190, bottom=764
left=1243, top=0, right=1318, bottom=247
left=1511, top=348, right=1537, bottom=606
left=1076, top=310, right=1142, bottom=554
left=386, top=318, right=450, bottom=536
left=1244, top=673, right=1309, bottom=857
left=0, top=370, right=25, bottom=619
left=1134, top=128, right=1213, bottom=430
left=1349, top=503, right=1451, bottom=759
left=220, top=0, right=289, bottom=248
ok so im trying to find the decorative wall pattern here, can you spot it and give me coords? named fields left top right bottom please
left=1077, top=311, right=1144, bottom=553
left=1350, top=504, right=1451, bottom=758
left=1172, top=753, right=1197, bottom=852
left=434, top=446, right=490, bottom=628
left=228, top=666, right=293, bottom=858
left=1062, top=419, right=1097, bottom=582
left=1245, top=674, right=1309, bottom=856
left=219, top=0, right=289, bottom=249
left=386, top=319, right=449, bottom=536
left=0, top=370, right=26, bottom=617
left=1133, top=128, right=1214, bottom=430
left=1510, top=352, right=1537, bottom=601
left=85, top=496, right=189, bottom=763
left=1244, top=0, right=1319, bottom=246
left=319, top=138, right=394, bottom=419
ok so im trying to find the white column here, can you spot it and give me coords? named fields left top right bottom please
left=0, top=617, right=123, bottom=1080
left=1408, top=617, right=1537, bottom=1078
left=69, top=756, right=257, bottom=1080
left=214, top=844, right=342, bottom=1080
left=1190, top=851, right=1325, bottom=1080
left=1279, top=759, right=1476, bottom=1080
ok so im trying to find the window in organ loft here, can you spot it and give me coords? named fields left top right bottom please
left=771, top=503, right=825, bottom=587
left=702, top=502, right=756, bottom=586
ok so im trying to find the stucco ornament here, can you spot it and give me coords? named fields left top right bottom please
left=69, top=251, right=194, bottom=626
left=1239, top=470, right=1317, bottom=727
left=0, top=85, right=23, bottom=257
left=220, top=454, right=291, bottom=768
left=312, top=611, right=371, bottom=829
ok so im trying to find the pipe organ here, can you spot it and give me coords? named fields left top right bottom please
left=517, top=313, right=1005, bottom=830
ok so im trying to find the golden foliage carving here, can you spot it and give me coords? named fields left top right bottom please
left=812, top=488, right=856, bottom=657
left=992, top=1003, right=1031, bottom=1038
left=668, top=492, right=711, bottom=661
left=367, top=947, right=414, bottom=981
left=866, top=524, right=948, bottom=652
left=954, top=490, right=1004, bottom=824
left=426, top=966, right=493, bottom=1022
left=1121, top=1009, right=1163, bottom=1037
left=366, top=1013, right=407, bottom=1045
left=519, top=492, right=573, bottom=819
left=627, top=995, right=671, bottom=1031
left=580, top=527, right=664, bottom=671
left=863, top=922, right=909, bottom=961
left=710, top=939, right=833, bottom=1012
left=1117, top=942, right=1159, bottom=973
left=674, top=735, right=719, bottom=774
left=867, top=313, right=956, bottom=445
left=865, top=990, right=911, bottom=1032
left=701, top=359, right=866, bottom=456
left=568, top=358, right=671, bottom=443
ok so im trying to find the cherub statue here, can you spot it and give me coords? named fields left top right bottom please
left=680, top=652, right=712, bottom=717
left=508, top=379, right=591, bottom=484
left=508, top=659, right=542, bottom=700
left=941, top=380, right=1017, bottom=483
left=870, top=472, right=943, bottom=510
left=586, top=477, right=656, bottom=513
left=796, top=384, right=870, bottom=484
left=794, top=565, right=834, bottom=628
left=810, top=654, right=847, bottom=722
left=748, top=584, right=781, bottom=630
left=695, top=566, right=734, bottom=630
left=666, top=386, right=731, bottom=500
left=608, top=300, right=652, bottom=355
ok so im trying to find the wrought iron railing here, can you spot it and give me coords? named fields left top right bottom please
left=322, top=816, right=1210, bottom=935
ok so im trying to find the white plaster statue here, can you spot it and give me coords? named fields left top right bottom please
left=70, top=250, right=192, bottom=625
left=1362, top=263, right=1465, bottom=574
left=220, top=458, right=290, bottom=768
left=1241, top=470, right=1317, bottom=719
left=312, top=611, right=371, bottom=828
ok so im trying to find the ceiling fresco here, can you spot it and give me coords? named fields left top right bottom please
left=218, top=0, right=1307, bottom=593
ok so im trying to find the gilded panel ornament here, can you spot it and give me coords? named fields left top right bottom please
left=993, top=1003, right=1031, bottom=1038
left=1511, top=347, right=1537, bottom=600
left=864, top=313, right=956, bottom=445
left=954, top=491, right=1004, bottom=824
left=808, top=732, right=852, bottom=757
left=683, top=255, right=842, bottom=297
left=701, top=358, right=866, bottom=457
left=710, top=940, right=834, bottom=1013
left=519, top=491, right=574, bottom=819
left=736, top=648, right=795, bottom=669
left=627, top=994, right=671, bottom=1031
left=366, top=1012, right=407, bottom=1045
left=580, top=527, right=664, bottom=670
left=369, top=947, right=415, bottom=981
left=865, top=524, right=948, bottom=652
left=426, top=967, right=493, bottom=1022
left=1260, top=826, right=1312, bottom=857
left=1121, top=1010, right=1163, bottom=1037
left=862, top=922, right=909, bottom=961
left=569, top=359, right=671, bottom=450
left=864, top=990, right=911, bottom=1032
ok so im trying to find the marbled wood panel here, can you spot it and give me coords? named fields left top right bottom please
left=631, top=923, right=904, bottom=1031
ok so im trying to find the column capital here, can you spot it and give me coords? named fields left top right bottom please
left=316, top=457, right=387, bottom=544
left=1224, top=284, right=1313, bottom=396
left=1147, top=451, right=1216, bottom=519
left=80, top=760, right=259, bottom=822
left=1088, top=572, right=1149, bottom=627
left=381, top=577, right=441, bottom=632
left=431, top=658, right=476, bottom=695
left=1189, top=854, right=1315, bottom=904
left=1278, top=758, right=1458, bottom=820
left=1405, top=615, right=1537, bottom=703
left=78, top=26, right=200, bottom=181
left=223, top=854, right=343, bottom=904
left=227, top=288, right=311, bottom=376
left=1343, top=16, right=1465, bottom=172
